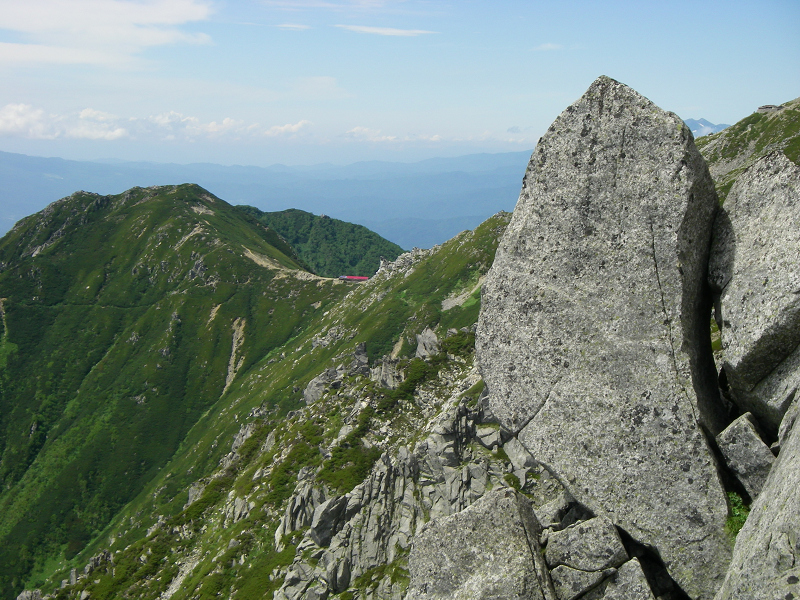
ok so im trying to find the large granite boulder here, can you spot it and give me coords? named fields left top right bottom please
left=715, top=408, right=800, bottom=599
left=405, top=488, right=554, bottom=600
left=708, top=151, right=800, bottom=435
left=476, top=76, right=730, bottom=599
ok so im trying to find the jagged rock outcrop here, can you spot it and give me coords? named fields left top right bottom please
left=477, top=76, right=731, bottom=598
left=304, top=344, right=371, bottom=404
left=709, top=151, right=800, bottom=435
left=715, top=412, right=775, bottom=499
left=715, top=400, right=800, bottom=599
left=273, top=387, right=540, bottom=600
left=405, top=488, right=554, bottom=600
left=415, top=327, right=440, bottom=359
left=370, top=357, right=406, bottom=389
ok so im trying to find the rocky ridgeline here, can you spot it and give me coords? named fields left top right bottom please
left=272, top=352, right=563, bottom=600
left=422, top=76, right=797, bottom=600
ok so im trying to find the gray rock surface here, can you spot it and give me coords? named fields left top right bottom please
left=777, top=396, right=800, bottom=452
left=415, top=327, right=440, bottom=359
left=476, top=76, right=730, bottom=599
left=715, top=404, right=800, bottom=600
left=709, top=152, right=800, bottom=433
left=583, top=559, right=656, bottom=600
left=274, top=392, right=540, bottom=600
left=716, top=412, right=775, bottom=499
left=309, top=495, right=350, bottom=547
left=504, top=436, right=538, bottom=471
left=550, top=565, right=614, bottom=600
left=370, top=357, right=405, bottom=389
left=545, top=516, right=628, bottom=572
left=405, top=488, right=553, bottom=600
left=304, top=368, right=337, bottom=405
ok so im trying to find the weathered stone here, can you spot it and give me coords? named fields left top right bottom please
left=415, top=327, right=440, bottom=358
left=583, top=559, right=656, bottom=600
left=475, top=425, right=502, bottom=449
left=715, top=402, right=800, bottom=600
left=405, top=488, right=553, bottom=600
left=550, top=565, right=615, bottom=600
left=534, top=490, right=573, bottom=529
left=545, top=516, right=628, bottom=572
left=15, top=591, right=43, bottom=600
left=709, top=152, right=800, bottom=433
left=309, top=496, right=349, bottom=547
left=349, top=342, right=370, bottom=376
left=370, top=357, right=405, bottom=389
left=716, top=412, right=775, bottom=499
left=304, top=368, right=337, bottom=404
left=776, top=396, right=799, bottom=452
left=476, top=76, right=730, bottom=599
left=504, top=436, right=538, bottom=471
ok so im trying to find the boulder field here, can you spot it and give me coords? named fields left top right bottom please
left=406, top=76, right=799, bottom=600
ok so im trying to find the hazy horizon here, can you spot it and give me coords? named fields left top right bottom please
left=1, top=1, right=798, bottom=167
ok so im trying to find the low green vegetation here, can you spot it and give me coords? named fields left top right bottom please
left=725, top=491, right=750, bottom=542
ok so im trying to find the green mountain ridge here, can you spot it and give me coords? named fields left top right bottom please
left=696, top=96, right=800, bottom=201
left=0, top=184, right=355, bottom=598
left=235, top=207, right=404, bottom=279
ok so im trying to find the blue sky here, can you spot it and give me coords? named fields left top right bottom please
left=0, top=0, right=798, bottom=166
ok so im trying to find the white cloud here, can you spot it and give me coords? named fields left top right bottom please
left=0, top=0, right=212, bottom=66
left=276, top=23, right=311, bottom=30
left=334, top=24, right=436, bottom=36
left=0, top=103, right=326, bottom=144
left=265, top=120, right=312, bottom=136
left=0, top=103, right=128, bottom=140
left=0, top=104, right=53, bottom=138
left=533, top=43, right=562, bottom=51
left=344, top=126, right=397, bottom=142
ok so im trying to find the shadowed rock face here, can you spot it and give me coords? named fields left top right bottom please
left=476, top=76, right=730, bottom=599
left=709, top=152, right=800, bottom=435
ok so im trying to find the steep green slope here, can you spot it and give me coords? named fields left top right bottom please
left=21, top=211, right=510, bottom=600
left=237, top=207, right=405, bottom=278
left=696, top=97, right=800, bottom=201
left=0, top=185, right=350, bottom=599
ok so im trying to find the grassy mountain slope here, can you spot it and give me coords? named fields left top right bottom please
left=696, top=96, right=800, bottom=201
left=0, top=185, right=352, bottom=599
left=14, top=208, right=510, bottom=600
left=236, top=207, right=405, bottom=278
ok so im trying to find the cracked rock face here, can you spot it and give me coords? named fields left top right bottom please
left=406, top=488, right=551, bottom=600
left=477, top=76, right=730, bottom=599
left=716, top=409, right=800, bottom=600
left=709, top=151, right=800, bottom=434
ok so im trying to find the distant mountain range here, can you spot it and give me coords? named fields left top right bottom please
left=0, top=150, right=532, bottom=250
left=684, top=118, right=730, bottom=138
